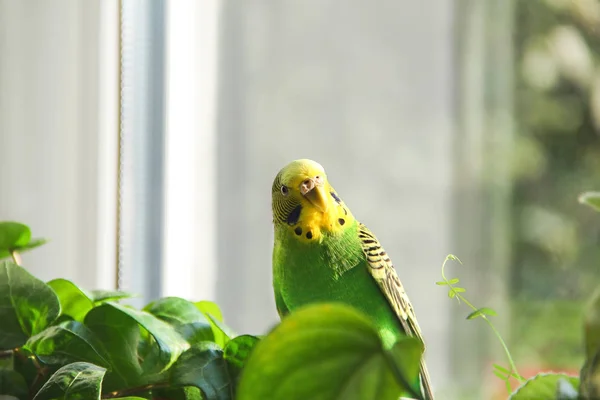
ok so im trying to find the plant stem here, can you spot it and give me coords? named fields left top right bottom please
left=482, top=316, right=522, bottom=381
left=0, top=349, right=13, bottom=359
left=11, top=250, right=21, bottom=266
left=441, top=256, right=524, bottom=382
left=101, top=382, right=170, bottom=399
left=452, top=290, right=522, bottom=381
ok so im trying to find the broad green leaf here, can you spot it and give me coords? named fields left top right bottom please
left=448, top=291, right=456, bottom=299
left=153, top=387, right=203, bottom=400
left=0, top=222, right=47, bottom=259
left=0, top=261, right=60, bottom=349
left=453, top=287, right=466, bottom=293
left=87, top=289, right=135, bottom=304
left=466, top=307, right=497, bottom=320
left=85, top=302, right=188, bottom=390
left=12, top=238, right=48, bottom=254
left=386, top=335, right=424, bottom=396
left=195, top=301, right=230, bottom=347
left=111, top=397, right=149, bottom=399
left=206, top=314, right=235, bottom=347
left=195, top=301, right=223, bottom=322
left=33, top=362, right=106, bottom=400
left=47, top=279, right=94, bottom=322
left=510, top=373, right=579, bottom=400
left=110, top=398, right=147, bottom=400
left=170, top=342, right=233, bottom=400
left=24, top=320, right=109, bottom=367
left=237, top=303, right=419, bottom=400
left=0, top=369, right=28, bottom=398
left=0, top=222, right=30, bottom=259
left=84, top=304, right=143, bottom=390
left=145, top=297, right=213, bottom=345
left=434, top=281, right=447, bottom=286
left=223, top=335, right=260, bottom=381
left=578, top=191, right=600, bottom=212
left=448, top=278, right=460, bottom=284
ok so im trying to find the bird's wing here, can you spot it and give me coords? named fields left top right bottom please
left=357, top=222, right=424, bottom=342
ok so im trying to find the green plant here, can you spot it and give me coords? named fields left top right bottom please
left=0, top=190, right=596, bottom=399
left=436, top=255, right=525, bottom=393
left=435, top=191, right=600, bottom=399
left=0, top=221, right=422, bottom=400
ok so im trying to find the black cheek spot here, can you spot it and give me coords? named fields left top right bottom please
left=294, top=227, right=302, bottom=236
left=306, top=231, right=313, bottom=239
left=287, top=205, right=302, bottom=225
left=338, top=218, right=345, bottom=225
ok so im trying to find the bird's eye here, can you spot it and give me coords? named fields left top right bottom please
left=280, top=185, right=289, bottom=196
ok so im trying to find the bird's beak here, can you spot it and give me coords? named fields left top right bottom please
left=300, top=177, right=329, bottom=213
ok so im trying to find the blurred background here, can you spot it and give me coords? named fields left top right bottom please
left=1, top=0, right=599, bottom=398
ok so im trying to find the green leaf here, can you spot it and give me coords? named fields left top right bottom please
left=195, top=301, right=231, bottom=347
left=24, top=320, right=109, bottom=367
left=0, top=221, right=47, bottom=259
left=386, top=335, right=425, bottom=397
left=434, top=281, right=447, bottom=286
left=195, top=301, right=223, bottom=322
left=13, top=238, right=48, bottom=254
left=466, top=307, right=498, bottom=320
left=152, top=387, right=203, bottom=400
left=170, top=342, right=233, bottom=400
left=493, top=369, right=508, bottom=380
left=453, top=287, right=466, bottom=293
left=448, top=278, right=460, bottom=284
left=448, top=291, right=456, bottom=299
left=145, top=297, right=213, bottom=345
left=109, top=398, right=147, bottom=400
left=223, top=335, right=260, bottom=382
left=33, top=361, right=106, bottom=400
left=509, top=373, right=579, bottom=400
left=47, top=279, right=94, bottom=322
left=0, top=222, right=30, bottom=259
left=0, top=261, right=61, bottom=349
left=493, top=364, right=512, bottom=375
left=110, top=398, right=147, bottom=400
left=87, top=289, right=136, bottom=304
left=0, top=369, right=28, bottom=398
left=578, top=191, right=600, bottom=212
left=84, top=302, right=188, bottom=390
left=237, top=303, right=421, bottom=400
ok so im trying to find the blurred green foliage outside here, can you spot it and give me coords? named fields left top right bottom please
left=511, top=0, right=600, bottom=371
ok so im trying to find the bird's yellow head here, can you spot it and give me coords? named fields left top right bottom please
left=271, top=159, right=354, bottom=242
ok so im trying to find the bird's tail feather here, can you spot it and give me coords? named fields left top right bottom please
left=419, top=358, right=434, bottom=400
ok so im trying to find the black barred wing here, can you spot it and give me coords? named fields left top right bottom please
left=357, top=223, right=424, bottom=341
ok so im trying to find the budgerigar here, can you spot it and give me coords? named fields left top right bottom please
left=271, top=159, right=434, bottom=400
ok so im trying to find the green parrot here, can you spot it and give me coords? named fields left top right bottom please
left=271, top=159, right=434, bottom=400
